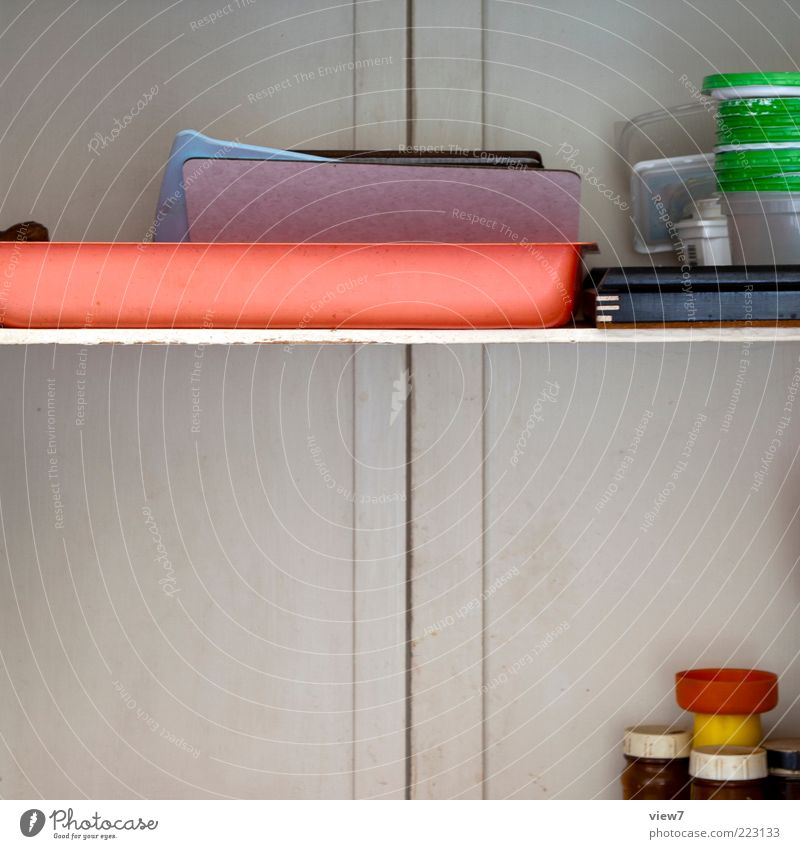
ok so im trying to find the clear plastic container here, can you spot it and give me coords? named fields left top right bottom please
left=675, top=197, right=731, bottom=266
left=630, top=154, right=716, bottom=253
left=720, top=192, right=800, bottom=264
left=617, top=104, right=717, bottom=254
left=617, top=103, right=716, bottom=166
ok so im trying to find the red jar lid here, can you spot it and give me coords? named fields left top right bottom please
left=675, top=668, right=778, bottom=715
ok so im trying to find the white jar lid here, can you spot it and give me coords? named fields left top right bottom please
left=690, top=746, right=768, bottom=781
left=624, top=726, right=692, bottom=759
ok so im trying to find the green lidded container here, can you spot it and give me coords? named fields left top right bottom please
left=706, top=72, right=800, bottom=263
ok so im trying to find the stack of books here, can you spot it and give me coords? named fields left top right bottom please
left=584, top=266, right=800, bottom=327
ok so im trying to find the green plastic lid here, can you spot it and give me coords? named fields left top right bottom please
left=718, top=98, right=800, bottom=117
left=717, top=175, right=800, bottom=192
left=716, top=169, right=800, bottom=185
left=718, top=115, right=800, bottom=130
left=703, top=73, right=800, bottom=93
left=715, top=147, right=800, bottom=170
left=717, top=126, right=800, bottom=143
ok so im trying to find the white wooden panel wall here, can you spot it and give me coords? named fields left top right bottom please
left=476, top=0, right=800, bottom=797
left=353, top=346, right=407, bottom=799
left=4, top=0, right=800, bottom=803
left=0, top=340, right=409, bottom=799
left=403, top=0, right=800, bottom=799
left=407, top=0, right=485, bottom=800
left=408, top=346, right=484, bottom=799
left=0, top=345, right=355, bottom=798
left=352, top=0, right=408, bottom=801
left=483, top=343, right=800, bottom=798
left=0, top=0, right=409, bottom=800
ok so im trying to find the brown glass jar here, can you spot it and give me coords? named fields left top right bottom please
left=621, top=725, right=691, bottom=800
left=763, top=738, right=800, bottom=800
left=690, top=746, right=767, bottom=800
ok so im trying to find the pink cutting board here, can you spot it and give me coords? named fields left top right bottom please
left=183, top=159, right=580, bottom=243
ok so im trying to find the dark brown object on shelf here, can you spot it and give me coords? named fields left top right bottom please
left=689, top=746, right=768, bottom=800
left=622, top=757, right=691, bottom=800
left=767, top=774, right=800, bottom=800
left=763, top=738, right=800, bottom=800
left=621, top=726, right=692, bottom=800
left=0, top=221, right=49, bottom=241
left=300, top=149, right=543, bottom=169
left=584, top=266, right=800, bottom=327
left=692, top=776, right=767, bottom=800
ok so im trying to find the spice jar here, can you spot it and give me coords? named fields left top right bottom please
left=763, top=738, right=800, bottom=800
left=675, top=668, right=778, bottom=747
left=621, top=725, right=692, bottom=800
left=690, top=746, right=767, bottom=799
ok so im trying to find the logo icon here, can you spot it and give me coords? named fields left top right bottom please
left=19, top=809, right=45, bottom=837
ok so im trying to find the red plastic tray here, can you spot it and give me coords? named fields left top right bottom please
left=0, top=241, right=595, bottom=329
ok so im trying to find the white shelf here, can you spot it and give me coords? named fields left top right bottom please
left=2, top=327, right=800, bottom=346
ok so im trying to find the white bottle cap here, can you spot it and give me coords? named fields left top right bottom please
left=624, top=726, right=692, bottom=759
left=689, top=746, right=768, bottom=781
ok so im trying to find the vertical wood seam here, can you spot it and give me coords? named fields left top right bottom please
left=404, top=343, right=413, bottom=800
left=479, top=0, right=487, bottom=800
left=351, top=9, right=357, bottom=801
left=481, top=345, right=487, bottom=800
left=352, top=0, right=357, bottom=149
left=404, top=0, right=413, bottom=800
left=481, top=0, right=486, bottom=150
left=406, top=0, right=485, bottom=798
left=406, top=0, right=414, bottom=148
left=352, top=351, right=357, bottom=800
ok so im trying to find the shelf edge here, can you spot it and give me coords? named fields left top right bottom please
left=2, top=327, right=800, bottom=345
